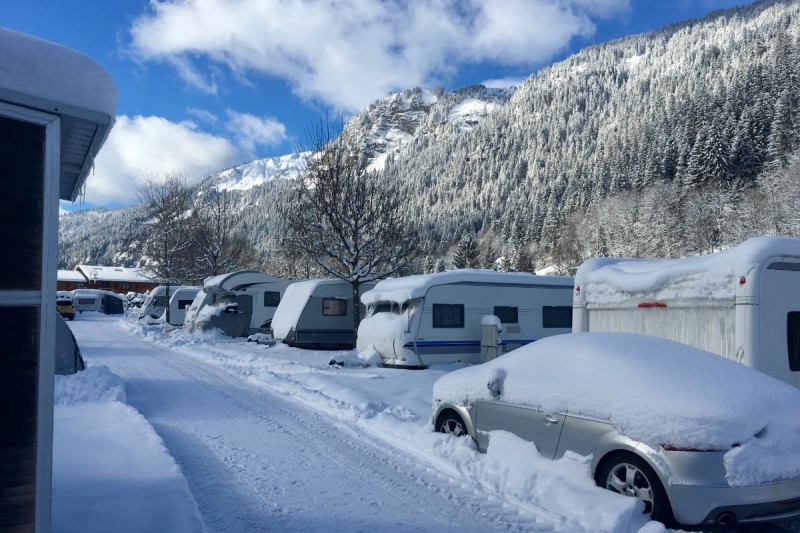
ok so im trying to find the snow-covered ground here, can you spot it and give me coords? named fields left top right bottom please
left=54, top=313, right=798, bottom=532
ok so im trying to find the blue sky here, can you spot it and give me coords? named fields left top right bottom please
left=3, top=0, right=751, bottom=209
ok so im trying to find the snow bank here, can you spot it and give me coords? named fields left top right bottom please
left=576, top=236, right=800, bottom=305
left=432, top=332, right=800, bottom=485
left=362, top=269, right=572, bottom=305
left=53, top=363, right=204, bottom=532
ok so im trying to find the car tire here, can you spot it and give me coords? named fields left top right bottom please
left=69, top=314, right=75, bottom=321
left=434, top=411, right=468, bottom=437
left=597, top=452, right=674, bottom=526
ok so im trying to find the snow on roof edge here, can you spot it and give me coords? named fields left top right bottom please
left=575, top=236, right=800, bottom=304
left=0, top=27, right=117, bottom=117
left=362, top=269, right=573, bottom=305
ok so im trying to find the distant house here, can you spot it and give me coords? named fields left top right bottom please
left=57, top=269, right=88, bottom=291
left=75, top=264, right=159, bottom=294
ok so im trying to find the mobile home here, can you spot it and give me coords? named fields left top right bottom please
left=271, top=279, right=375, bottom=349
left=166, top=286, right=202, bottom=326
left=184, top=270, right=293, bottom=337
left=572, top=236, right=800, bottom=388
left=357, top=270, right=574, bottom=368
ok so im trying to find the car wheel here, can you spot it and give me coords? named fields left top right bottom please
left=69, top=314, right=75, bottom=321
left=435, top=411, right=467, bottom=437
left=597, top=452, right=674, bottom=526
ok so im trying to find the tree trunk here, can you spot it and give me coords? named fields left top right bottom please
left=352, top=279, right=361, bottom=345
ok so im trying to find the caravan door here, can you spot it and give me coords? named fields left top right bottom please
left=758, top=261, right=800, bottom=388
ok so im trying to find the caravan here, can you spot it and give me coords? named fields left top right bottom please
left=357, top=270, right=574, bottom=368
left=138, top=285, right=193, bottom=320
left=184, top=270, right=293, bottom=337
left=166, top=286, right=202, bottom=326
left=271, top=279, right=375, bottom=349
left=572, top=236, right=800, bottom=388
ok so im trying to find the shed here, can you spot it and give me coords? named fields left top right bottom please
left=0, top=28, right=116, bottom=532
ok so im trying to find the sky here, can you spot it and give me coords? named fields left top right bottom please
left=2, top=0, right=753, bottom=210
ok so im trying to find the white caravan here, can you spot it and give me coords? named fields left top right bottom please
left=184, top=270, right=293, bottom=337
left=357, top=270, right=574, bottom=368
left=271, top=279, right=375, bottom=349
left=138, top=285, right=191, bottom=320
left=166, top=286, right=201, bottom=326
left=572, top=236, right=800, bottom=388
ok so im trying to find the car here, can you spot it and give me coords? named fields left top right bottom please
left=431, top=332, right=800, bottom=527
left=56, top=293, right=75, bottom=320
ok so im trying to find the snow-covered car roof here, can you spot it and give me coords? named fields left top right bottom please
left=575, top=236, right=800, bottom=304
left=432, top=332, right=800, bottom=485
left=362, top=269, right=573, bottom=306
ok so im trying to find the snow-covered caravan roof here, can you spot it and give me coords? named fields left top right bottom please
left=202, top=270, right=285, bottom=294
left=575, top=236, right=800, bottom=305
left=361, top=269, right=574, bottom=306
left=0, top=28, right=117, bottom=201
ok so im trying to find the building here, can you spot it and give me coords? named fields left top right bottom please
left=56, top=269, right=87, bottom=291
left=0, top=28, right=116, bottom=532
left=75, top=264, right=159, bottom=294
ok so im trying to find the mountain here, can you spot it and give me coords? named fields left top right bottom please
left=59, top=0, right=800, bottom=273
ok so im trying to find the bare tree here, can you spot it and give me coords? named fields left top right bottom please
left=281, top=120, right=424, bottom=337
left=188, top=188, right=255, bottom=283
left=135, top=173, right=196, bottom=323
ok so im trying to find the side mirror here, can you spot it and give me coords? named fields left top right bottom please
left=486, top=368, right=506, bottom=399
left=487, top=380, right=501, bottom=399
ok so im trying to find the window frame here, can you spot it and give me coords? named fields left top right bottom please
left=432, top=303, right=465, bottom=328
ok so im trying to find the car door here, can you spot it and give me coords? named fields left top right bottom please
left=474, top=400, right=566, bottom=459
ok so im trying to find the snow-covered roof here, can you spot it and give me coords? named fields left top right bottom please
left=58, top=269, right=87, bottom=283
left=76, top=265, right=154, bottom=283
left=0, top=28, right=117, bottom=201
left=433, top=332, right=800, bottom=486
left=202, top=270, right=285, bottom=293
left=361, top=269, right=573, bottom=306
left=575, top=236, right=800, bottom=305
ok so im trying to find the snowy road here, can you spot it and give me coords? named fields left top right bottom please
left=70, top=318, right=548, bottom=532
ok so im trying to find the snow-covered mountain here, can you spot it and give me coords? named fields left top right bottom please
left=208, top=152, right=309, bottom=192
left=59, top=0, right=800, bottom=273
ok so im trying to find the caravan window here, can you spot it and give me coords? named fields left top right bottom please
left=493, top=306, right=518, bottom=324
left=264, top=291, right=281, bottom=307
left=323, top=298, right=347, bottom=316
left=373, top=302, right=398, bottom=314
left=788, top=312, right=800, bottom=371
left=543, top=306, right=572, bottom=328
left=177, top=299, right=193, bottom=310
left=433, top=304, right=464, bottom=328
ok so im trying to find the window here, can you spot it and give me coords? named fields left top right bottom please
left=177, top=299, right=193, bottom=310
left=543, top=306, right=572, bottom=328
left=788, top=312, right=800, bottom=371
left=323, top=298, right=347, bottom=316
left=264, top=291, right=281, bottom=307
left=493, top=306, right=518, bottom=324
left=433, top=304, right=464, bottom=328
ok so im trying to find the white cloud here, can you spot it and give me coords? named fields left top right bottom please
left=481, top=76, right=529, bottom=89
left=84, top=115, right=245, bottom=205
left=129, top=0, right=631, bottom=112
left=224, top=110, right=288, bottom=153
left=187, top=107, right=218, bottom=125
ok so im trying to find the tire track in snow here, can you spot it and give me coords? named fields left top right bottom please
left=78, top=319, right=553, bottom=532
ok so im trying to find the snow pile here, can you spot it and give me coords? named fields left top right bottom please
left=576, top=236, right=800, bottom=305
left=433, top=332, right=800, bottom=485
left=55, top=365, right=125, bottom=405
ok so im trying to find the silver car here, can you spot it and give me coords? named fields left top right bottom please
left=431, top=333, right=800, bottom=528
